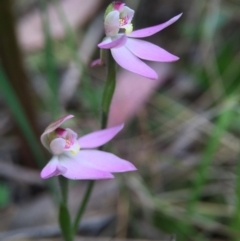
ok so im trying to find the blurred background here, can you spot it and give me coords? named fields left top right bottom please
left=0, top=0, right=240, bottom=240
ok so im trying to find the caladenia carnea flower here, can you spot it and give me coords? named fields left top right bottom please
left=93, top=2, right=182, bottom=79
left=40, top=115, right=136, bottom=180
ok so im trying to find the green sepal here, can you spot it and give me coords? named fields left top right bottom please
left=104, top=3, right=114, bottom=18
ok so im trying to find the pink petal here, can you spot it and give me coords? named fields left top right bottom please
left=125, top=38, right=179, bottom=62
left=78, top=124, right=124, bottom=149
left=40, top=156, right=67, bottom=179
left=98, top=35, right=127, bottom=49
left=59, top=155, right=114, bottom=180
left=128, top=13, right=182, bottom=38
left=40, top=115, right=74, bottom=151
left=78, top=150, right=137, bottom=173
left=50, top=138, right=66, bottom=155
left=111, top=46, right=158, bottom=79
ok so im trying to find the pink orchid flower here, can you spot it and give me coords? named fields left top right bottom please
left=40, top=115, right=136, bottom=180
left=95, top=10, right=182, bottom=79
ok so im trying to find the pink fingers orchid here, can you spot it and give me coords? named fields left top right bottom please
left=93, top=2, right=182, bottom=79
left=40, top=115, right=136, bottom=180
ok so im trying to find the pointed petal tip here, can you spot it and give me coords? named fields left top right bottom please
left=40, top=167, right=57, bottom=179
left=114, top=162, right=137, bottom=174
left=103, top=173, right=115, bottom=179
left=40, top=172, right=48, bottom=179
left=130, top=165, right=137, bottom=171
left=176, top=13, right=183, bottom=19
left=116, top=123, right=124, bottom=130
left=166, top=56, right=180, bottom=62
left=110, top=159, right=137, bottom=173
left=40, top=157, right=58, bottom=179
left=133, top=66, right=158, bottom=79
left=169, top=55, right=180, bottom=62
left=148, top=72, right=158, bottom=80
left=121, top=162, right=137, bottom=172
left=137, top=69, right=158, bottom=80
left=168, top=13, right=183, bottom=23
left=59, top=114, right=74, bottom=121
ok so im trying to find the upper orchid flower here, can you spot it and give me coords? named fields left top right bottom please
left=93, top=2, right=182, bottom=80
left=40, top=115, right=136, bottom=180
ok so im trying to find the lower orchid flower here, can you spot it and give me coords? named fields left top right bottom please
left=40, top=115, right=136, bottom=180
left=94, top=13, right=182, bottom=79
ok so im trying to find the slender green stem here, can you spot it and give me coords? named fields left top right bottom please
left=59, top=176, right=69, bottom=204
left=101, top=50, right=117, bottom=129
left=72, top=180, right=94, bottom=233
left=58, top=176, right=73, bottom=241
left=72, top=50, right=117, bottom=236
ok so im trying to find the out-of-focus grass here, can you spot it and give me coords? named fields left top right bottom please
left=232, top=153, right=240, bottom=240
left=40, top=0, right=59, bottom=118
left=0, top=67, right=45, bottom=167
left=0, top=183, right=10, bottom=208
left=51, top=0, right=100, bottom=112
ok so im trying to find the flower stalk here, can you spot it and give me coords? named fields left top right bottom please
left=59, top=176, right=69, bottom=205
left=58, top=176, right=73, bottom=241
left=101, top=50, right=117, bottom=129
left=72, top=180, right=94, bottom=234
